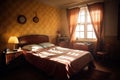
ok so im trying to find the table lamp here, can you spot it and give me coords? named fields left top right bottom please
left=8, top=36, right=19, bottom=50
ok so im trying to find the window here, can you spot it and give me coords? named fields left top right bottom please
left=75, top=7, right=96, bottom=41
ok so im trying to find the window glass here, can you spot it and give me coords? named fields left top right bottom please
left=80, top=25, right=84, bottom=31
left=80, top=9, right=85, bottom=15
left=87, top=24, right=93, bottom=31
left=80, top=32, right=84, bottom=38
left=87, top=32, right=93, bottom=38
left=75, top=7, right=96, bottom=41
left=76, top=25, right=80, bottom=31
left=75, top=32, right=80, bottom=38
left=80, top=15, right=85, bottom=23
left=93, top=32, right=96, bottom=38
left=87, top=14, right=91, bottom=23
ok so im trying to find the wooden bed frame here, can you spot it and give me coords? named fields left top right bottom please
left=17, top=35, right=49, bottom=47
left=16, top=34, right=95, bottom=79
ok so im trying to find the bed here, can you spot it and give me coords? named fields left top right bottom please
left=17, top=35, right=94, bottom=80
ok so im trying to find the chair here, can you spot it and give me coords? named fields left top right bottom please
left=96, top=43, right=110, bottom=62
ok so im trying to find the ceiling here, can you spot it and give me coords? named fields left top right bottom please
left=39, top=0, right=104, bottom=8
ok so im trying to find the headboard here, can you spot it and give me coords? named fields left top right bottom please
left=17, top=35, right=49, bottom=47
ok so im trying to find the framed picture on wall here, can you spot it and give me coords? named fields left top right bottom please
left=17, top=15, right=27, bottom=24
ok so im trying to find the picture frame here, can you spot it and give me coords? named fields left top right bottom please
left=33, top=16, right=39, bottom=23
left=17, top=15, right=27, bottom=24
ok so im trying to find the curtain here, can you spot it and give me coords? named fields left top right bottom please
left=88, top=2, right=104, bottom=51
left=67, top=8, right=80, bottom=44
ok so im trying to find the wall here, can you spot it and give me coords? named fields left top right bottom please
left=0, top=0, right=62, bottom=51
left=104, top=0, right=118, bottom=36
left=60, top=9, right=69, bottom=37
left=104, top=0, right=120, bottom=62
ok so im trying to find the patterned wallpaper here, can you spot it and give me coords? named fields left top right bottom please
left=0, top=0, right=62, bottom=51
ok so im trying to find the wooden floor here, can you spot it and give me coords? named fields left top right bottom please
left=93, top=60, right=120, bottom=80
left=0, top=59, right=120, bottom=80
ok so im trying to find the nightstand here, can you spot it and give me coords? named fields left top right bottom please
left=6, top=50, right=22, bottom=64
left=56, top=36, right=69, bottom=48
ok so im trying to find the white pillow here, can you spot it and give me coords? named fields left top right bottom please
left=39, top=42, right=55, bottom=48
left=22, top=44, right=43, bottom=51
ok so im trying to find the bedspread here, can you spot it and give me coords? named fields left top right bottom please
left=23, top=46, right=93, bottom=80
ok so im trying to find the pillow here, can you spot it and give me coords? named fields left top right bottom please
left=39, top=42, right=55, bottom=48
left=22, top=44, right=43, bottom=51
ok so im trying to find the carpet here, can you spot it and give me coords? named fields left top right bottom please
left=70, top=69, right=112, bottom=80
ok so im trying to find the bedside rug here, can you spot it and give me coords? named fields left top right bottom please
left=70, top=69, right=112, bottom=80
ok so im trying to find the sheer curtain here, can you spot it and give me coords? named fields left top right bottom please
left=87, top=2, right=104, bottom=52
left=67, top=8, right=80, bottom=47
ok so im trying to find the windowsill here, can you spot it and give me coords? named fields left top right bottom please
left=75, top=39, right=97, bottom=43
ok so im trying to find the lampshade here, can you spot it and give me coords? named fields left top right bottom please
left=8, top=36, right=19, bottom=44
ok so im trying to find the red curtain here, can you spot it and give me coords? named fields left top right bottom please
left=88, top=2, right=104, bottom=51
left=67, top=8, right=80, bottom=44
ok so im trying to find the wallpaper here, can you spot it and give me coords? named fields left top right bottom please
left=0, top=0, right=62, bottom=51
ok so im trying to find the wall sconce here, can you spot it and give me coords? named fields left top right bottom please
left=8, top=36, right=19, bottom=50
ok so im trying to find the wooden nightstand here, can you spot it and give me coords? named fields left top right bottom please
left=6, top=50, right=22, bottom=64
left=56, top=36, right=69, bottom=48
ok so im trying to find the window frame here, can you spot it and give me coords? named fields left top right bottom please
left=75, top=7, right=97, bottom=42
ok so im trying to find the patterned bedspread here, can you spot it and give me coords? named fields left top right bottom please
left=23, top=46, right=93, bottom=80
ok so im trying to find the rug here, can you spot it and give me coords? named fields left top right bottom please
left=70, top=69, right=112, bottom=80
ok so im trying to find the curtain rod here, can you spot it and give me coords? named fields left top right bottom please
left=68, top=0, right=104, bottom=9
